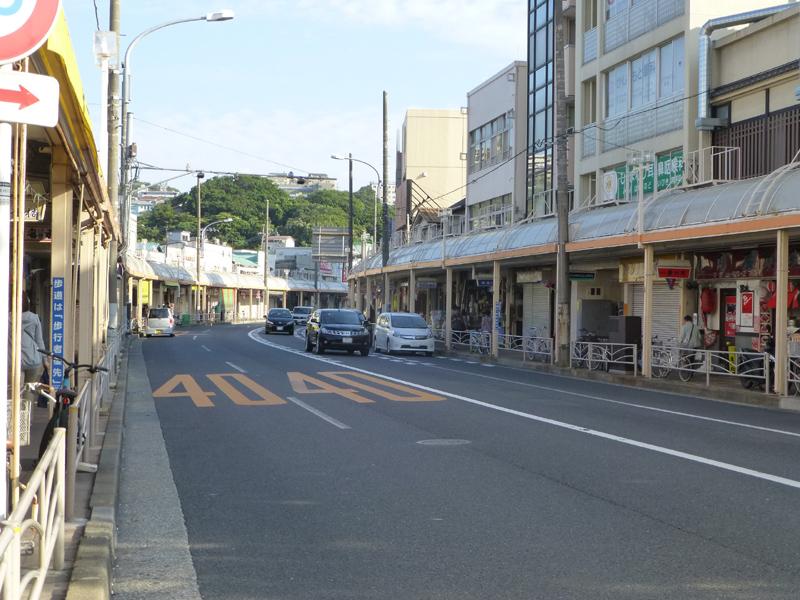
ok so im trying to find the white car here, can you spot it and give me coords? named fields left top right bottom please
left=144, top=307, right=175, bottom=337
left=373, top=312, right=434, bottom=356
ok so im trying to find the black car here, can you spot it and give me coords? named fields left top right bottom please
left=265, top=308, right=295, bottom=335
left=305, top=309, right=370, bottom=356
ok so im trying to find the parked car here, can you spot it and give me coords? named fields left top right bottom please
left=144, top=307, right=175, bottom=337
left=291, top=306, right=314, bottom=325
left=374, top=312, right=434, bottom=356
left=305, top=309, right=370, bottom=356
left=265, top=308, right=295, bottom=335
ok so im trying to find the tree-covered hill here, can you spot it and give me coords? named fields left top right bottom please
left=136, top=174, right=390, bottom=248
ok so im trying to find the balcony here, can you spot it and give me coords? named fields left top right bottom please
left=604, top=0, right=684, bottom=54
left=583, top=27, right=598, bottom=64
left=581, top=124, right=597, bottom=158
left=601, top=98, right=683, bottom=153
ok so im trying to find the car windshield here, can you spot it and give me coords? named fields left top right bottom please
left=148, top=308, right=170, bottom=319
left=391, top=315, right=428, bottom=329
left=293, top=307, right=312, bottom=315
left=269, top=309, right=292, bottom=318
left=320, top=310, right=362, bottom=325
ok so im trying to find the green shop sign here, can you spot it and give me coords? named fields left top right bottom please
left=606, top=150, right=684, bottom=201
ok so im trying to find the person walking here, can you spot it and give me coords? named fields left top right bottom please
left=679, top=314, right=703, bottom=368
left=20, top=295, right=46, bottom=402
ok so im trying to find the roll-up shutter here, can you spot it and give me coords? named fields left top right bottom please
left=523, top=283, right=552, bottom=337
left=631, top=283, right=681, bottom=344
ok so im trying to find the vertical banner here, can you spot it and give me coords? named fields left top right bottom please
left=51, top=276, right=65, bottom=388
left=740, top=291, right=754, bottom=328
left=724, top=295, right=737, bottom=338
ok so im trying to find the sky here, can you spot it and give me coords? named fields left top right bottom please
left=62, top=0, right=527, bottom=192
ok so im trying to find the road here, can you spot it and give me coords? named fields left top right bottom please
left=112, top=324, right=800, bottom=599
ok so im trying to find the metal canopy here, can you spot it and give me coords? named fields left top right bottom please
left=354, top=168, right=800, bottom=273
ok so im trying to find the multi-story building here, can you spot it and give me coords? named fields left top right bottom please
left=394, top=109, right=467, bottom=233
left=466, top=61, right=528, bottom=231
left=266, top=172, right=337, bottom=196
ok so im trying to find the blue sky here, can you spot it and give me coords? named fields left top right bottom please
left=62, top=0, right=526, bottom=191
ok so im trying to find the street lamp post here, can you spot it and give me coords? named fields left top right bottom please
left=119, top=9, right=234, bottom=246
left=331, top=154, right=381, bottom=253
left=194, top=172, right=204, bottom=321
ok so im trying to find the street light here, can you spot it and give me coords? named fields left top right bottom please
left=119, top=9, right=234, bottom=245
left=194, top=171, right=205, bottom=320
left=331, top=154, right=381, bottom=254
left=201, top=218, right=235, bottom=241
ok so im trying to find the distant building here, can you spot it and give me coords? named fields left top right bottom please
left=266, top=172, right=337, bottom=196
left=369, top=181, right=396, bottom=206
left=131, top=186, right=178, bottom=216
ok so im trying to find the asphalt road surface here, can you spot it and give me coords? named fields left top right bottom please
left=113, top=323, right=800, bottom=599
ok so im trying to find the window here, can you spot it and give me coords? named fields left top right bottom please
left=468, top=112, right=514, bottom=173
left=469, top=194, right=512, bottom=231
left=659, top=37, right=684, bottom=98
left=606, top=63, right=628, bottom=117
left=606, top=0, right=627, bottom=19
left=631, top=49, right=656, bottom=108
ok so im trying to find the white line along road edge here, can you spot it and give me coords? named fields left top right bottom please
left=248, top=328, right=800, bottom=491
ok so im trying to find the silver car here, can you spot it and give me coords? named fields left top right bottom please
left=144, top=307, right=175, bottom=337
left=373, top=312, right=434, bottom=356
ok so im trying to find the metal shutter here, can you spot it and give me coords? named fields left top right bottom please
left=523, top=283, right=551, bottom=337
left=631, top=283, right=681, bottom=344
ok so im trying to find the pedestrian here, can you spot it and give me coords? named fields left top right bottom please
left=20, top=294, right=46, bottom=403
left=679, top=314, right=703, bottom=366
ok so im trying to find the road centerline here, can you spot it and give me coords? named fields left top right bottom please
left=247, top=328, right=800, bottom=491
left=225, top=361, right=246, bottom=373
left=287, top=396, right=351, bottom=430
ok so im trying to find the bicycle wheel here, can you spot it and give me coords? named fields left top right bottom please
left=590, top=345, right=608, bottom=371
left=651, top=349, right=670, bottom=378
left=678, top=353, right=695, bottom=382
left=572, top=346, right=587, bottom=368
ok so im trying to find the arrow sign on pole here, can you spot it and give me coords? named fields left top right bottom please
left=0, top=71, right=58, bottom=126
left=0, top=85, right=39, bottom=110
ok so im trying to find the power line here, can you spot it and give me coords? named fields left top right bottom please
left=92, top=0, right=101, bottom=30
left=133, top=116, right=313, bottom=174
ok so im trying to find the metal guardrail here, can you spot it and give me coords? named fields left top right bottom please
left=496, top=333, right=554, bottom=363
left=788, top=355, right=800, bottom=395
left=571, top=341, right=638, bottom=375
left=650, top=345, right=770, bottom=391
left=0, top=429, right=65, bottom=599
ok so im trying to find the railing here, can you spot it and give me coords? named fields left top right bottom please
left=0, top=429, right=65, bottom=600
left=788, top=355, right=800, bottom=395
left=470, top=205, right=514, bottom=232
left=496, top=333, right=554, bottom=363
left=571, top=341, right=638, bottom=375
left=582, top=27, right=597, bottom=64
left=526, top=190, right=555, bottom=220
left=604, top=0, right=684, bottom=53
left=602, top=98, right=683, bottom=153
left=581, top=124, right=597, bottom=158
left=650, top=345, right=770, bottom=391
left=685, top=146, right=741, bottom=186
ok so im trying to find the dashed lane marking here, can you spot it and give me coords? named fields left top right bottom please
left=287, top=396, right=351, bottom=429
left=201, top=345, right=211, bottom=352
left=225, top=362, right=247, bottom=374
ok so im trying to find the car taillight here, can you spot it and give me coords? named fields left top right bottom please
left=169, top=318, right=174, bottom=325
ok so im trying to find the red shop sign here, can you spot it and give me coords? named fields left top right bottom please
left=657, top=266, right=691, bottom=279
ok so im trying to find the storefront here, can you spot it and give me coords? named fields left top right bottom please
left=518, top=269, right=553, bottom=339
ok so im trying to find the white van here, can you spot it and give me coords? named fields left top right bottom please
left=144, top=307, right=175, bottom=337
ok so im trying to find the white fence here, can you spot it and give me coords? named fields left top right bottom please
left=496, top=333, right=553, bottom=363
left=0, top=429, right=65, bottom=600
left=571, top=341, right=638, bottom=375
left=650, top=345, right=770, bottom=391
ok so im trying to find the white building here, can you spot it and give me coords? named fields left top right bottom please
left=466, top=61, right=528, bottom=231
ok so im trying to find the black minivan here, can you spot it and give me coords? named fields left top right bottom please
left=305, top=309, right=370, bottom=356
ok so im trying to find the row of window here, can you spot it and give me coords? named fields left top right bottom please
left=606, top=36, right=684, bottom=118
left=468, top=112, right=514, bottom=174
left=469, top=194, right=513, bottom=231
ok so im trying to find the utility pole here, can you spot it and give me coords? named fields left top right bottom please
left=194, top=172, right=204, bottom=320
left=554, top=0, right=571, bottom=366
left=382, top=91, right=390, bottom=309
left=108, top=0, right=121, bottom=329
left=348, top=152, right=354, bottom=273
left=264, top=195, right=270, bottom=311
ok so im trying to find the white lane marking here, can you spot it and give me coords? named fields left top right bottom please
left=192, top=335, right=197, bottom=341
left=287, top=396, right=351, bottom=430
left=248, top=328, right=800, bottom=490
left=201, top=345, right=211, bottom=352
left=225, top=362, right=246, bottom=374
left=481, top=364, right=496, bottom=368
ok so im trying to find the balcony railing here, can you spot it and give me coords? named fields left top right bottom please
left=470, top=204, right=514, bottom=232
left=583, top=27, right=598, bottom=64
left=581, top=124, right=597, bottom=158
left=602, top=98, right=683, bottom=153
left=685, top=146, right=742, bottom=186
left=604, top=0, right=684, bottom=53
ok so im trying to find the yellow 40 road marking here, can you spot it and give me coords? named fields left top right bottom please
left=152, top=371, right=444, bottom=408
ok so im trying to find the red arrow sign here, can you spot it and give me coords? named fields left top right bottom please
left=0, top=85, right=39, bottom=110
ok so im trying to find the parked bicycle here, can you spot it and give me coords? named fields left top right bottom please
left=650, top=336, right=678, bottom=378
left=524, top=327, right=551, bottom=362
left=572, top=329, right=610, bottom=371
left=470, top=330, right=491, bottom=355
left=32, top=350, right=107, bottom=460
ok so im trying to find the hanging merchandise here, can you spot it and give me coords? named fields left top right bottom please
left=724, top=295, right=737, bottom=338
left=700, top=287, right=718, bottom=348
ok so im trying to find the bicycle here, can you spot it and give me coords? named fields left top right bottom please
left=470, top=330, right=491, bottom=355
left=524, top=327, right=551, bottom=362
left=650, top=336, right=677, bottom=378
left=33, top=350, right=108, bottom=460
left=677, top=348, right=704, bottom=382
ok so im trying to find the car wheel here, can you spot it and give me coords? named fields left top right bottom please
left=360, top=347, right=370, bottom=357
left=170, top=333, right=175, bottom=338
left=305, top=335, right=312, bottom=352
left=385, top=341, right=392, bottom=355
left=264, top=328, right=270, bottom=334
left=288, top=328, right=294, bottom=335
left=347, top=349, right=355, bottom=355
left=315, top=337, right=325, bottom=354
left=426, top=351, right=433, bottom=357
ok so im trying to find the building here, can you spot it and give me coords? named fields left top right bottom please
left=266, top=172, right=337, bottom=196
left=394, top=109, right=468, bottom=232
left=351, top=1, right=800, bottom=398
left=130, top=186, right=179, bottom=216
left=466, top=61, right=528, bottom=231
left=370, top=181, right=396, bottom=206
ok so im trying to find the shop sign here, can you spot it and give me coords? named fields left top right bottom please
left=416, top=278, right=437, bottom=289
left=476, top=279, right=493, bottom=288
left=516, top=270, right=543, bottom=284
left=657, top=266, right=691, bottom=279
left=741, top=291, right=754, bottom=328
left=50, top=276, right=64, bottom=389
left=604, top=150, right=684, bottom=201
left=569, top=272, right=595, bottom=281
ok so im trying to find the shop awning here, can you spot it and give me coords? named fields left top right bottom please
left=352, top=167, right=800, bottom=274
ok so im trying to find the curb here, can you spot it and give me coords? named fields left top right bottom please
left=65, top=337, right=131, bottom=600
